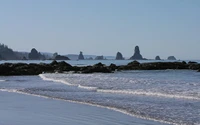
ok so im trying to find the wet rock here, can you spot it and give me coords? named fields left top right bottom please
left=81, top=63, right=112, bottom=73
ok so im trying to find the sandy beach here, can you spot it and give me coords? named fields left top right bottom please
left=0, top=91, right=166, bottom=125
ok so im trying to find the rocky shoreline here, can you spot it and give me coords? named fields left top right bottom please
left=0, top=60, right=200, bottom=76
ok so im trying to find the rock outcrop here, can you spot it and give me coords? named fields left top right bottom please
left=115, top=52, right=124, bottom=60
left=78, top=51, right=84, bottom=60
left=0, top=60, right=200, bottom=76
left=54, top=55, right=70, bottom=60
left=28, top=48, right=45, bottom=60
left=155, top=56, right=161, bottom=60
left=130, top=46, right=143, bottom=60
left=95, top=56, right=104, bottom=60
left=168, top=56, right=176, bottom=60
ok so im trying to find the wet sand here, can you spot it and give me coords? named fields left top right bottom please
left=0, top=91, right=167, bottom=125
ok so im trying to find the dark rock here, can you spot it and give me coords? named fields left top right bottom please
left=50, top=60, right=58, bottom=66
left=55, top=55, right=70, bottom=60
left=155, top=56, right=161, bottom=60
left=182, top=61, right=187, bottom=65
left=28, top=48, right=40, bottom=60
left=115, top=52, right=124, bottom=60
left=81, top=62, right=111, bottom=73
left=130, top=46, right=143, bottom=60
left=167, top=56, right=176, bottom=60
left=28, top=48, right=45, bottom=60
left=95, top=56, right=104, bottom=60
left=127, top=60, right=140, bottom=66
left=188, top=63, right=200, bottom=70
left=78, top=51, right=84, bottom=60
left=55, top=61, right=73, bottom=72
left=109, top=63, right=118, bottom=71
left=188, top=61, right=197, bottom=64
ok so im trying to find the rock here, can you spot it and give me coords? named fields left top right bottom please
left=81, top=63, right=112, bottom=73
left=130, top=46, right=143, bottom=60
left=95, top=56, right=104, bottom=60
left=28, top=48, right=40, bottom=60
left=78, top=51, right=84, bottom=60
left=188, top=61, right=197, bottom=64
left=28, top=48, right=45, bottom=60
left=55, top=61, right=73, bottom=72
left=115, top=52, right=124, bottom=60
left=167, top=56, right=176, bottom=60
left=55, top=55, right=70, bottom=60
left=109, top=63, right=118, bottom=71
left=155, top=56, right=161, bottom=60
left=127, top=60, right=140, bottom=66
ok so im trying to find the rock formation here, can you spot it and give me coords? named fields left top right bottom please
left=55, top=55, right=70, bottom=60
left=1, top=60, right=200, bottom=76
left=115, top=52, right=124, bottom=60
left=167, top=56, right=176, bottom=60
left=78, top=51, right=84, bottom=60
left=155, top=56, right=161, bottom=60
left=130, top=46, right=143, bottom=60
left=28, top=48, right=40, bottom=60
left=95, top=56, right=104, bottom=60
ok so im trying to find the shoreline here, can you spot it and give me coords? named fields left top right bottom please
left=0, top=90, right=169, bottom=125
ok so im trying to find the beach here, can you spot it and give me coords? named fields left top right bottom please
left=0, top=91, right=165, bottom=125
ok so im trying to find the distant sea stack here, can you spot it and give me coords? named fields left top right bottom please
left=168, top=56, right=176, bottom=60
left=115, top=52, right=124, bottom=60
left=28, top=48, right=45, bottom=60
left=130, top=46, right=143, bottom=60
left=55, top=55, right=70, bottom=60
left=95, top=56, right=104, bottom=60
left=78, top=51, right=84, bottom=60
left=155, top=56, right=161, bottom=60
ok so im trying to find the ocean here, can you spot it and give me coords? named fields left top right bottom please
left=0, top=60, right=200, bottom=125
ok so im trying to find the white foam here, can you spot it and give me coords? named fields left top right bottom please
left=97, top=89, right=200, bottom=100
left=0, top=80, right=6, bottom=82
left=0, top=88, right=18, bottom=93
left=78, top=85, right=97, bottom=91
left=39, top=74, right=75, bottom=86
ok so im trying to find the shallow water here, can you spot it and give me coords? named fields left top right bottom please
left=0, top=69, right=200, bottom=125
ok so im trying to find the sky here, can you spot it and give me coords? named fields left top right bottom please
left=0, top=0, right=200, bottom=60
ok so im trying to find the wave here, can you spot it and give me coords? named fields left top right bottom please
left=97, top=89, right=200, bottom=100
left=0, top=88, right=174, bottom=125
left=39, top=74, right=98, bottom=91
left=39, top=74, right=200, bottom=101
left=39, top=74, right=75, bottom=86
left=0, top=80, right=6, bottom=82
left=78, top=85, right=97, bottom=91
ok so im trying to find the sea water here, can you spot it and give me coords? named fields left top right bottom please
left=0, top=60, right=200, bottom=125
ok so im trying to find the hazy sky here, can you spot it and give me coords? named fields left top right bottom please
left=0, top=0, right=200, bottom=59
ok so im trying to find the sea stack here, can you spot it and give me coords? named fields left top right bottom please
left=155, top=56, right=161, bottom=60
left=78, top=51, right=84, bottom=60
left=167, top=56, right=176, bottom=60
left=130, top=46, right=143, bottom=60
left=115, top=52, right=124, bottom=60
